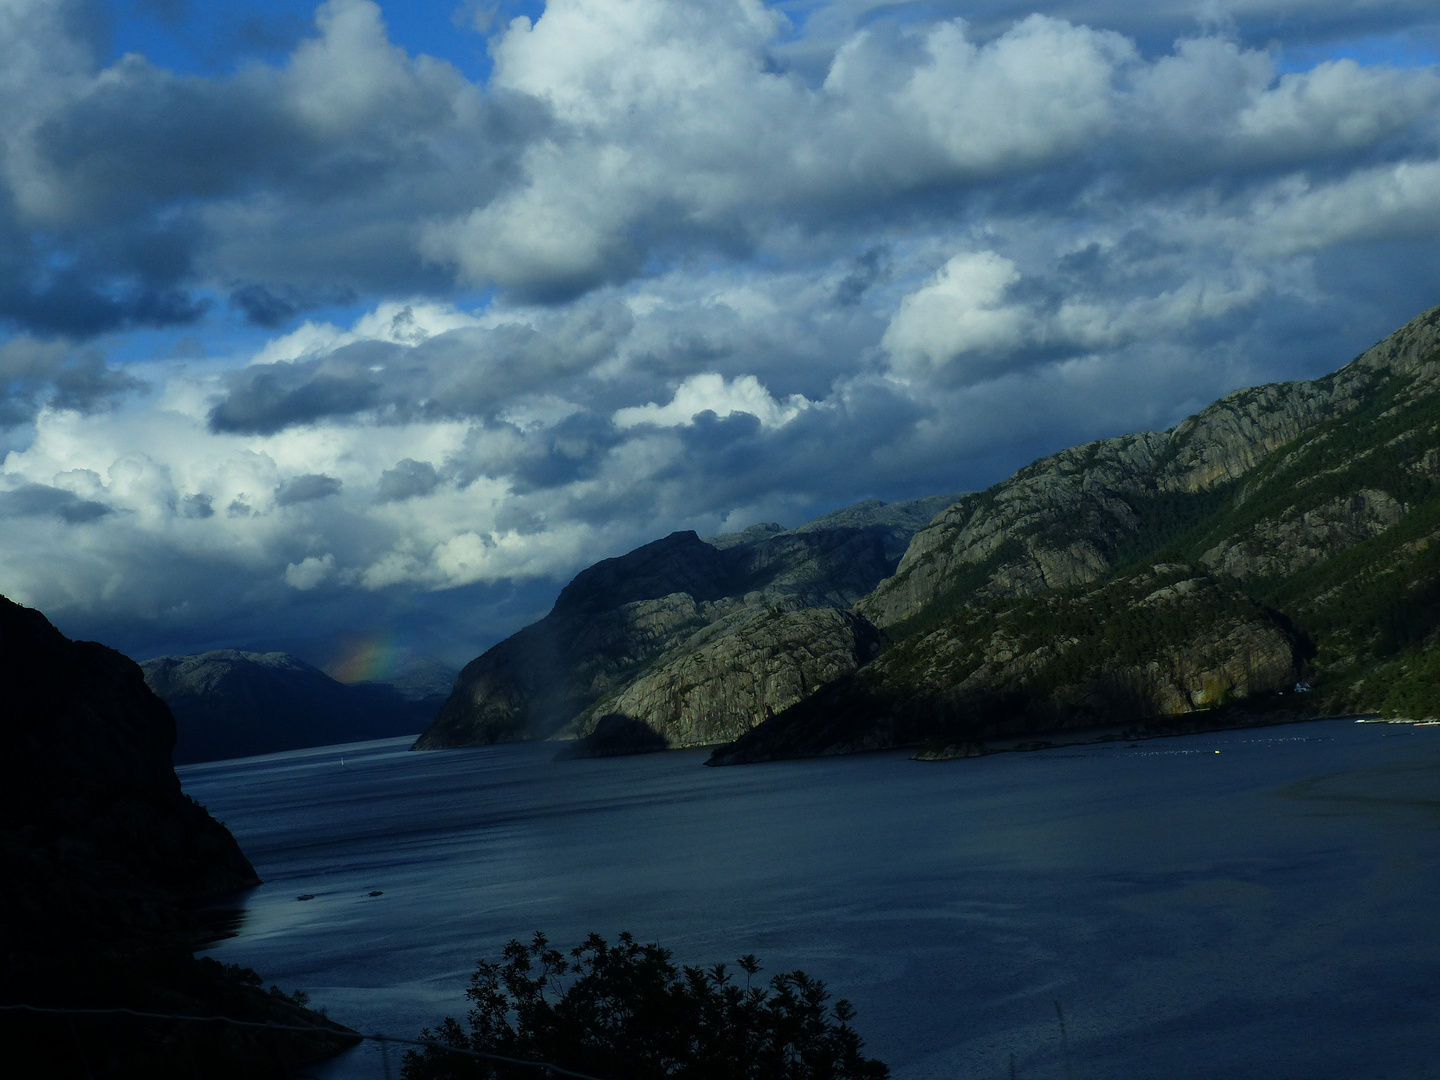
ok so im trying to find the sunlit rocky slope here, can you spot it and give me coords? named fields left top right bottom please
left=419, top=304, right=1440, bottom=762
left=413, top=496, right=956, bottom=753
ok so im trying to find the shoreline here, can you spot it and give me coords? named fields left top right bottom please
left=910, top=707, right=1386, bottom=762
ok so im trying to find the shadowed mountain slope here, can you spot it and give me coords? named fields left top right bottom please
left=0, top=598, right=259, bottom=958
left=0, top=595, right=357, bottom=1076
left=143, top=650, right=442, bottom=763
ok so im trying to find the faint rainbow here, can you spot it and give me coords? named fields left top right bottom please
left=328, top=632, right=404, bottom=684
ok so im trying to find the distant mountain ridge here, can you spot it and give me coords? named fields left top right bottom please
left=143, top=649, right=446, bottom=763
left=416, top=303, right=1440, bottom=762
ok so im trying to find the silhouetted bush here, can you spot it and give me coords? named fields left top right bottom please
left=403, top=932, right=888, bottom=1080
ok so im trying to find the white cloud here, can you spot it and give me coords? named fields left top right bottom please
left=881, top=252, right=1027, bottom=379
left=613, top=373, right=813, bottom=429
left=1246, top=160, right=1440, bottom=256
left=3, top=0, right=1440, bottom=660
left=1237, top=59, right=1440, bottom=153
left=283, top=553, right=335, bottom=590
left=250, top=301, right=482, bottom=366
left=281, top=0, right=426, bottom=137
left=896, top=16, right=1135, bottom=174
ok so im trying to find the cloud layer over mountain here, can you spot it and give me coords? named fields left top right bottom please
left=2, top=0, right=1439, bottom=663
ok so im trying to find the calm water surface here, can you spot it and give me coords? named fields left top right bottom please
left=180, top=720, right=1440, bottom=1080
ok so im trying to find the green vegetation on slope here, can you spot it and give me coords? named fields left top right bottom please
left=715, top=312, right=1440, bottom=762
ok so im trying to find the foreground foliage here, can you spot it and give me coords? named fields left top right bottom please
left=403, top=932, right=889, bottom=1080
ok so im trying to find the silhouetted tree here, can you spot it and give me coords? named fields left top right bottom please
left=403, top=932, right=888, bottom=1080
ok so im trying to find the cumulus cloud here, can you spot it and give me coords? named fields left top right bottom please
left=207, top=300, right=626, bottom=433
left=882, top=253, right=1028, bottom=380
left=1, top=0, right=1440, bottom=663
left=2, top=0, right=1439, bottom=325
left=1247, top=160, right=1440, bottom=256
left=613, top=374, right=813, bottom=430
left=284, top=553, right=336, bottom=589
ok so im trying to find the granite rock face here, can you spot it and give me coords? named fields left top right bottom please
left=1198, top=488, right=1406, bottom=579
left=860, top=305, right=1440, bottom=630
left=710, top=565, right=1297, bottom=763
left=715, top=303, right=1440, bottom=762
left=143, top=649, right=441, bottom=763
left=568, top=607, right=883, bottom=750
left=415, top=497, right=949, bottom=750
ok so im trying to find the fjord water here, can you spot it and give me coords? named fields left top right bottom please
left=181, top=721, right=1440, bottom=1080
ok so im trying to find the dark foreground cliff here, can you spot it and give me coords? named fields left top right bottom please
left=0, top=595, right=357, bottom=1077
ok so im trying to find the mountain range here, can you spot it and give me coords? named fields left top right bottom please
left=142, top=650, right=451, bottom=763
left=417, top=303, right=1440, bottom=762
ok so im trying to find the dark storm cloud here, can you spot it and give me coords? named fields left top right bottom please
left=209, top=301, right=631, bottom=433
left=208, top=360, right=383, bottom=433
left=834, top=248, right=889, bottom=307
left=0, top=212, right=212, bottom=336
left=178, top=492, right=215, bottom=519
left=503, top=412, right=628, bottom=494
left=0, top=0, right=532, bottom=335
left=375, top=458, right=440, bottom=502
left=660, top=386, right=938, bottom=508
left=274, top=472, right=343, bottom=505
left=0, top=483, right=112, bottom=523
left=229, top=283, right=358, bottom=327
left=3, top=0, right=1439, bottom=336
left=231, top=284, right=306, bottom=327
left=0, top=336, right=144, bottom=428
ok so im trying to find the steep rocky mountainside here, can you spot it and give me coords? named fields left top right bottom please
left=716, top=303, right=1440, bottom=761
left=710, top=563, right=1297, bottom=763
left=0, top=596, right=356, bottom=1075
left=707, top=493, right=961, bottom=560
left=414, top=496, right=951, bottom=751
left=144, top=649, right=442, bottom=763
left=861, top=306, right=1440, bottom=630
left=420, top=304, right=1440, bottom=764
left=1, top=597, right=259, bottom=963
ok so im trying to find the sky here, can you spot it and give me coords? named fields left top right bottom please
left=3, top=0, right=1440, bottom=674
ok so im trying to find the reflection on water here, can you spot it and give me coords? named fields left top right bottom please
left=190, top=905, right=250, bottom=948
left=179, top=722, right=1440, bottom=1080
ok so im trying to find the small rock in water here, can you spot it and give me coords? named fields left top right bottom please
left=296, top=893, right=315, bottom=901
